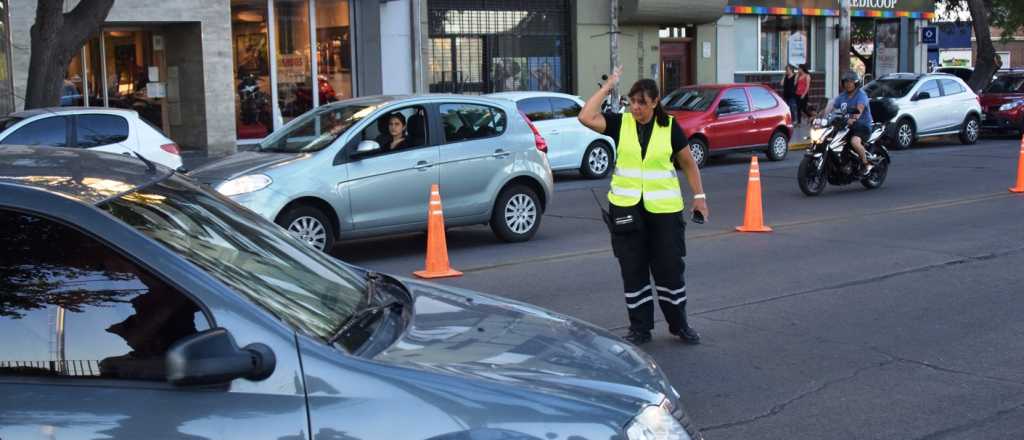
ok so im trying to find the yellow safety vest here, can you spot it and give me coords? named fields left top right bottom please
left=608, top=114, right=684, bottom=213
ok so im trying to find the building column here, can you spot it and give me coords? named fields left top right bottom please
left=695, top=21, right=717, bottom=85
left=354, top=0, right=383, bottom=95
left=825, top=16, right=839, bottom=95
left=714, top=15, right=736, bottom=84
left=380, top=0, right=413, bottom=94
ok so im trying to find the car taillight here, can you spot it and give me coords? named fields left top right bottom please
left=160, top=143, right=180, bottom=155
left=519, top=110, right=548, bottom=154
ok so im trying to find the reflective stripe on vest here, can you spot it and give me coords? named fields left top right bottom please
left=607, top=114, right=684, bottom=213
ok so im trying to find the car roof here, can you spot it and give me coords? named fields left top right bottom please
left=0, top=145, right=170, bottom=205
left=486, top=91, right=580, bottom=101
left=7, top=106, right=141, bottom=119
left=878, top=72, right=960, bottom=81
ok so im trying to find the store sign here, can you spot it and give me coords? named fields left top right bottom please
left=921, top=26, right=937, bottom=44
left=788, top=32, right=807, bottom=66
left=850, top=0, right=935, bottom=19
left=725, top=0, right=838, bottom=16
left=940, top=49, right=972, bottom=67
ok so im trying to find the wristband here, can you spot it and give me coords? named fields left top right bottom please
left=693, top=193, right=706, bottom=200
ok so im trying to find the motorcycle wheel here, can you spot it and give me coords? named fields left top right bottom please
left=860, top=159, right=889, bottom=189
left=798, top=156, right=826, bottom=196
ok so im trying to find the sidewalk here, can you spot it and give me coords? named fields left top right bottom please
left=790, top=122, right=812, bottom=149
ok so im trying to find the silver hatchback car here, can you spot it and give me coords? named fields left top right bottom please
left=190, top=95, right=554, bottom=251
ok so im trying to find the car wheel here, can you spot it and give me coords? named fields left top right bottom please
left=766, top=130, right=789, bottom=161
left=490, top=184, right=542, bottom=242
left=277, top=205, right=335, bottom=252
left=580, top=140, right=613, bottom=179
left=892, top=119, right=915, bottom=150
left=687, top=137, right=708, bottom=168
left=959, top=114, right=980, bottom=145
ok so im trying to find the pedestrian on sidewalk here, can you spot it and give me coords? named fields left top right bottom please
left=796, top=65, right=811, bottom=125
left=781, top=64, right=798, bottom=125
left=577, top=66, right=710, bottom=346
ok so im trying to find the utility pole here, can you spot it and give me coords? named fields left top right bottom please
left=610, top=0, right=620, bottom=112
left=838, top=0, right=851, bottom=77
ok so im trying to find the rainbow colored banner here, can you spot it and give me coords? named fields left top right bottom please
left=851, top=9, right=935, bottom=19
left=724, top=5, right=839, bottom=16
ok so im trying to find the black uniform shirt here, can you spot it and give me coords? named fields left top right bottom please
left=602, top=112, right=688, bottom=160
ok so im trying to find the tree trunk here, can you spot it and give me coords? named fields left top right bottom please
left=23, top=0, right=114, bottom=109
left=967, top=0, right=997, bottom=92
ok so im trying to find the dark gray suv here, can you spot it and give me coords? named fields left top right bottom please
left=0, top=146, right=701, bottom=440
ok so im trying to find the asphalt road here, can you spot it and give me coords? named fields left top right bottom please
left=333, top=134, right=1024, bottom=440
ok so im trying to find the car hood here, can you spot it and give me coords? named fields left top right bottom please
left=375, top=279, right=678, bottom=411
left=186, top=151, right=305, bottom=185
left=980, top=93, right=1024, bottom=110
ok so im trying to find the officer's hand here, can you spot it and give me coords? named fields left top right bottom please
left=604, top=66, right=623, bottom=92
left=693, top=199, right=709, bottom=222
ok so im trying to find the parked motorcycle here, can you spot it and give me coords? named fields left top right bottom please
left=798, top=108, right=891, bottom=196
left=238, top=73, right=269, bottom=126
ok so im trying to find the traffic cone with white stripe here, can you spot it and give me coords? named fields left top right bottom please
left=414, top=184, right=463, bottom=279
left=1010, top=136, right=1024, bottom=193
left=736, top=156, right=773, bottom=232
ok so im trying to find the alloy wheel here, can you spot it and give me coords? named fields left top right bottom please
left=504, top=194, right=537, bottom=235
left=966, top=119, right=979, bottom=142
left=898, top=123, right=913, bottom=148
left=689, top=142, right=706, bottom=166
left=288, top=216, right=328, bottom=250
left=771, top=135, right=788, bottom=158
left=588, top=146, right=610, bottom=176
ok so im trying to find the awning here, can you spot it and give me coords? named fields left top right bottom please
left=618, top=0, right=728, bottom=25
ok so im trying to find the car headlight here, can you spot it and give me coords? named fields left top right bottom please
left=625, top=399, right=692, bottom=440
left=998, top=100, right=1024, bottom=111
left=216, top=174, right=272, bottom=196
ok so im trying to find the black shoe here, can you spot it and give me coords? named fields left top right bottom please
left=623, top=329, right=652, bottom=345
left=671, top=326, right=702, bottom=344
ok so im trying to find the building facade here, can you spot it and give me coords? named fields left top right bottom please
left=6, top=0, right=420, bottom=155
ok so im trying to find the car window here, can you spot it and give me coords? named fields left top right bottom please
left=748, top=87, right=778, bottom=110
left=77, top=114, right=130, bottom=148
left=662, top=88, right=718, bottom=112
left=717, top=88, right=750, bottom=115
left=0, top=116, right=23, bottom=132
left=918, top=80, right=941, bottom=98
left=354, top=106, right=428, bottom=155
left=259, top=103, right=378, bottom=153
left=0, top=116, right=68, bottom=147
left=0, top=210, right=210, bottom=381
left=516, top=98, right=553, bottom=122
left=440, top=104, right=507, bottom=143
left=550, top=98, right=582, bottom=119
left=940, top=79, right=965, bottom=96
left=985, top=76, right=1024, bottom=93
left=864, top=79, right=917, bottom=99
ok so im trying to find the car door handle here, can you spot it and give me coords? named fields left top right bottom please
left=747, top=115, right=756, bottom=121
left=548, top=130, right=561, bottom=135
left=415, top=160, right=432, bottom=170
left=493, top=149, right=511, bottom=158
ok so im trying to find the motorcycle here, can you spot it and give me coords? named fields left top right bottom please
left=798, top=108, right=891, bottom=196
left=238, top=73, right=270, bottom=126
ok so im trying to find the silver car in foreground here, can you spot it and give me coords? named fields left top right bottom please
left=190, top=95, right=554, bottom=251
left=1, top=146, right=702, bottom=440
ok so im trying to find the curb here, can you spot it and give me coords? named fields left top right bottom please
left=790, top=140, right=811, bottom=150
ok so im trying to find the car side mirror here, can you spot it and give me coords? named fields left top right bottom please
left=351, top=140, right=381, bottom=158
left=715, top=106, right=727, bottom=117
left=166, top=328, right=276, bottom=386
left=913, top=92, right=931, bottom=101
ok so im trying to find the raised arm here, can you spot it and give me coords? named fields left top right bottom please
left=578, top=66, right=622, bottom=134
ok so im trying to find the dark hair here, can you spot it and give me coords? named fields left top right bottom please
left=799, top=64, right=810, bottom=74
left=388, top=113, right=407, bottom=126
left=628, top=78, right=670, bottom=127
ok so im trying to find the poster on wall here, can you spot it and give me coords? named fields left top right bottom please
left=940, top=49, right=972, bottom=67
left=875, top=21, right=900, bottom=76
left=788, top=32, right=807, bottom=67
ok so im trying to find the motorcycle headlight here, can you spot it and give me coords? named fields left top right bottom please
left=625, top=400, right=693, bottom=440
left=998, top=100, right=1024, bottom=112
left=216, top=174, right=272, bottom=197
left=809, top=127, right=827, bottom=143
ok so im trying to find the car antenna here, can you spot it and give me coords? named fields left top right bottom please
left=132, top=151, right=158, bottom=173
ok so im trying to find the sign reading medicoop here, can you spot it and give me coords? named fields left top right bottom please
left=849, top=0, right=935, bottom=13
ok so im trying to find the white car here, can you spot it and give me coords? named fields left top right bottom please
left=0, top=107, right=182, bottom=169
left=488, top=92, right=616, bottom=179
left=864, top=73, right=983, bottom=149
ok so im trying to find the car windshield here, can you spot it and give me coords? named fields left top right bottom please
left=258, top=103, right=379, bottom=153
left=98, top=174, right=365, bottom=340
left=0, top=117, right=23, bottom=132
left=662, top=88, right=718, bottom=111
left=985, top=76, right=1024, bottom=93
left=864, top=79, right=917, bottom=98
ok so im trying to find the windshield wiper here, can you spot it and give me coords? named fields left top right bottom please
left=327, top=272, right=402, bottom=346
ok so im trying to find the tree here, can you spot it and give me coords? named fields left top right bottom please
left=24, top=0, right=114, bottom=109
left=937, top=0, right=1024, bottom=91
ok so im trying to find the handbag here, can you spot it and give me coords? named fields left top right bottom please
left=605, top=203, right=643, bottom=234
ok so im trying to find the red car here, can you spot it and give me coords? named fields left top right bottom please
left=979, top=72, right=1024, bottom=135
left=662, top=84, right=793, bottom=168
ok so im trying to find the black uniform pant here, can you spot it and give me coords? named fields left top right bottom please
left=610, top=208, right=688, bottom=333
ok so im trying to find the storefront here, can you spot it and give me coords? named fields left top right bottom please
left=8, top=0, right=402, bottom=154
left=849, top=0, right=935, bottom=79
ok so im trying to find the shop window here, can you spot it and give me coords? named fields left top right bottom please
left=0, top=210, right=209, bottom=381
left=760, top=16, right=811, bottom=71
left=275, top=0, right=313, bottom=123
left=316, top=0, right=352, bottom=102
left=233, top=0, right=273, bottom=139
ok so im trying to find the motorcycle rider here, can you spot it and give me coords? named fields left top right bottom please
left=823, top=71, right=875, bottom=175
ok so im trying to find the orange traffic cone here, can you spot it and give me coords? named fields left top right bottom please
left=1011, top=137, right=1024, bottom=193
left=414, top=184, right=463, bottom=279
left=736, top=156, right=773, bottom=232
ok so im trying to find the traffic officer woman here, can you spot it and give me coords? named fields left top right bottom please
left=578, top=66, right=709, bottom=345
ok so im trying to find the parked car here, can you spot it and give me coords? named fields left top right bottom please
left=488, top=91, right=616, bottom=179
left=979, top=71, right=1024, bottom=135
left=0, top=145, right=703, bottom=440
left=189, top=95, right=554, bottom=251
left=863, top=72, right=982, bottom=149
left=660, top=84, right=793, bottom=168
left=935, top=66, right=974, bottom=85
left=0, top=107, right=182, bottom=170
